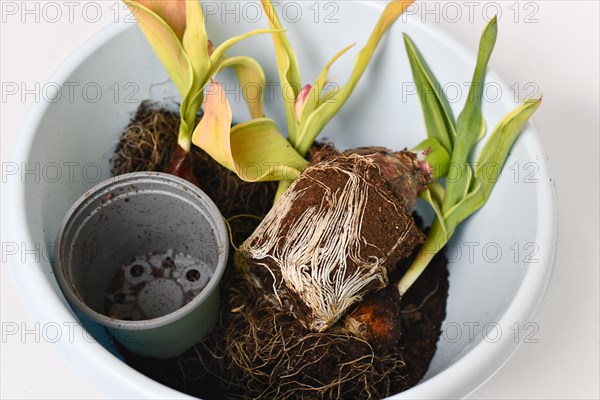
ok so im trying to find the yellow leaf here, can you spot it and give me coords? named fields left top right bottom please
left=295, top=0, right=415, bottom=156
left=134, top=0, right=186, bottom=40
left=182, top=0, right=210, bottom=83
left=298, top=43, right=356, bottom=129
left=209, top=28, right=281, bottom=72
left=230, top=119, right=307, bottom=182
left=125, top=1, right=192, bottom=96
left=217, top=56, right=266, bottom=119
left=260, top=0, right=302, bottom=144
left=192, top=82, right=307, bottom=182
left=192, top=82, right=235, bottom=170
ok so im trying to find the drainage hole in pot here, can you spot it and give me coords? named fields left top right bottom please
left=106, top=250, right=213, bottom=320
left=186, top=269, right=201, bottom=282
left=130, top=264, right=145, bottom=277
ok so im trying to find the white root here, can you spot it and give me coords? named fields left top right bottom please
left=239, top=155, right=414, bottom=332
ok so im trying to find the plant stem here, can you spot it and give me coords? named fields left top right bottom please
left=177, top=125, right=192, bottom=153
left=274, top=180, right=292, bottom=202
left=397, top=218, right=447, bottom=296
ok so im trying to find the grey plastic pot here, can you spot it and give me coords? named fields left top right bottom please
left=54, top=172, right=229, bottom=359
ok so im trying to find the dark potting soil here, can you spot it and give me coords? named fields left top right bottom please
left=111, top=104, right=449, bottom=399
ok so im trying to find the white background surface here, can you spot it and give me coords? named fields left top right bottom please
left=1, top=1, right=598, bottom=399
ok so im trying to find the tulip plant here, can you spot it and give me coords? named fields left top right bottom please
left=397, top=17, right=541, bottom=296
left=124, top=0, right=276, bottom=184
left=193, top=0, right=415, bottom=198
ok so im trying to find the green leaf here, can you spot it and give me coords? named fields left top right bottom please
left=216, top=56, right=267, bottom=119
left=316, top=87, right=339, bottom=107
left=397, top=217, right=447, bottom=296
left=182, top=0, right=210, bottom=84
left=260, top=0, right=302, bottom=144
left=178, top=86, right=205, bottom=152
left=441, top=180, right=486, bottom=233
left=191, top=82, right=307, bottom=182
left=428, top=180, right=445, bottom=206
left=297, top=43, right=356, bottom=135
left=412, top=137, right=451, bottom=179
left=125, top=1, right=193, bottom=97
left=444, top=98, right=541, bottom=232
left=474, top=98, right=542, bottom=198
left=443, top=16, right=497, bottom=213
left=274, top=179, right=293, bottom=202
left=403, top=33, right=456, bottom=153
left=295, top=0, right=414, bottom=156
left=419, top=184, right=447, bottom=238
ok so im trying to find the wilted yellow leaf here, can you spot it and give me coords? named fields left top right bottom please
left=192, top=82, right=307, bottom=182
